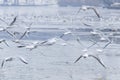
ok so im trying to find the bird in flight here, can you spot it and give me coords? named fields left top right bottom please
left=1, top=56, right=28, bottom=68
left=76, top=6, right=101, bottom=18
left=74, top=53, right=106, bottom=69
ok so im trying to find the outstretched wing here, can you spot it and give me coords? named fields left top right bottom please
left=103, top=41, right=111, bottom=49
left=74, top=55, right=83, bottom=63
left=18, top=57, right=28, bottom=64
left=6, top=30, right=16, bottom=38
left=76, top=7, right=82, bottom=16
left=3, top=41, right=9, bottom=47
left=17, top=45, right=26, bottom=48
left=19, top=31, right=27, bottom=40
left=88, top=7, right=101, bottom=18
left=89, top=55, right=106, bottom=69
left=0, top=18, right=9, bottom=25
left=60, top=34, right=65, bottom=38
left=1, top=60, right=5, bottom=68
left=40, top=40, right=48, bottom=45
left=9, top=16, right=17, bottom=26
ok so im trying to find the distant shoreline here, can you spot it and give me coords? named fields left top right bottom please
left=0, top=4, right=57, bottom=7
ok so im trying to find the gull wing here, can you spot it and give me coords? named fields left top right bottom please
left=0, top=18, right=9, bottom=25
left=3, top=40, right=9, bottom=47
left=9, top=16, right=17, bottom=26
left=89, top=7, right=101, bottom=18
left=89, top=55, right=106, bottom=69
left=76, top=7, right=82, bottom=16
left=18, top=57, right=28, bottom=64
left=19, top=31, right=27, bottom=40
left=103, top=41, right=111, bottom=49
left=40, top=40, right=48, bottom=45
left=5, top=30, right=16, bottom=38
left=1, top=60, right=5, bottom=68
left=74, top=55, right=83, bottom=63
left=60, top=34, right=65, bottom=38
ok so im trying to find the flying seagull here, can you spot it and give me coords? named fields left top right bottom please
left=1, top=56, right=28, bottom=68
left=74, top=53, right=106, bottom=69
left=76, top=6, right=101, bottom=18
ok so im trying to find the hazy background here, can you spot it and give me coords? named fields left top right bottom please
left=58, top=0, right=120, bottom=7
left=0, top=0, right=120, bottom=7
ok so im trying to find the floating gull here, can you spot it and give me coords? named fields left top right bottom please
left=74, top=53, right=106, bottom=69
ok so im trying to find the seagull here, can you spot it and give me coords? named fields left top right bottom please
left=74, top=53, right=106, bottom=69
left=76, top=6, right=101, bottom=18
left=1, top=56, right=28, bottom=68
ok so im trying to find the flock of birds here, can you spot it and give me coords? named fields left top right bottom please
left=0, top=5, right=119, bottom=70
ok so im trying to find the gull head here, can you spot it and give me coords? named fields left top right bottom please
left=83, top=53, right=89, bottom=58
left=100, top=37, right=106, bottom=41
left=81, top=6, right=88, bottom=10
